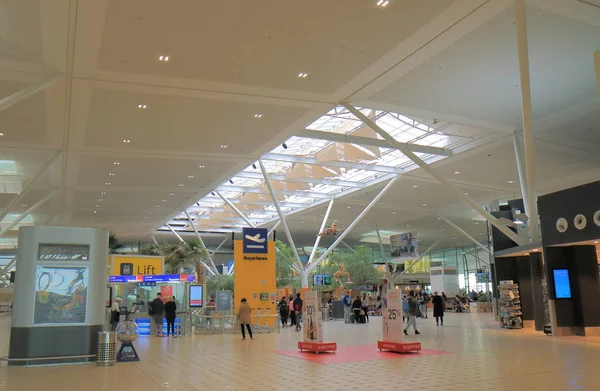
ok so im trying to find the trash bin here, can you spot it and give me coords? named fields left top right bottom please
left=97, top=331, right=117, bottom=366
left=322, top=307, right=329, bottom=322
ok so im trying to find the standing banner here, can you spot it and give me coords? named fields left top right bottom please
left=382, top=290, right=403, bottom=343
left=303, top=291, right=323, bottom=343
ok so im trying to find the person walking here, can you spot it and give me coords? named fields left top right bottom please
left=149, top=293, right=165, bottom=337
left=164, top=296, right=177, bottom=336
left=293, top=293, right=303, bottom=331
left=352, top=295, right=363, bottom=323
left=288, top=295, right=296, bottom=327
left=361, top=293, right=370, bottom=323
left=278, top=297, right=289, bottom=327
left=342, top=292, right=352, bottom=324
left=237, top=298, right=253, bottom=340
left=110, top=297, right=122, bottom=331
left=421, top=292, right=430, bottom=319
left=432, top=291, right=445, bottom=326
left=403, top=290, right=421, bottom=335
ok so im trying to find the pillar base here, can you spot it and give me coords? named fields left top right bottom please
left=298, top=341, right=337, bottom=353
left=377, top=340, right=421, bottom=353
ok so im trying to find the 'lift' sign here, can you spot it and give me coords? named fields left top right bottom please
left=111, top=255, right=164, bottom=276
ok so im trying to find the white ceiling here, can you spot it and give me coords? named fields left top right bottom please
left=1, top=0, right=599, bottom=251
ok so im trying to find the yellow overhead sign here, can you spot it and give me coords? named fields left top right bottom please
left=110, top=255, right=164, bottom=276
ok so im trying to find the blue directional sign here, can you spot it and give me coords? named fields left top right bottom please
left=242, top=227, right=269, bottom=254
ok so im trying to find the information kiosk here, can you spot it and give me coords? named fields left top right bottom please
left=378, top=290, right=421, bottom=353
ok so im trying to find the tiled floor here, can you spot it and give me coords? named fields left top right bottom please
left=1, top=313, right=600, bottom=391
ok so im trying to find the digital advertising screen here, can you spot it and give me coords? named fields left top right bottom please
left=553, top=269, right=572, bottom=299
left=312, top=274, right=332, bottom=286
left=189, top=284, right=204, bottom=308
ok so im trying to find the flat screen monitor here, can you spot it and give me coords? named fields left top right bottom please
left=189, top=284, right=204, bottom=308
left=553, top=269, right=572, bottom=299
left=313, top=274, right=332, bottom=286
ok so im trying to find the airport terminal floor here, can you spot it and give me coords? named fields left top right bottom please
left=1, top=313, right=600, bottom=391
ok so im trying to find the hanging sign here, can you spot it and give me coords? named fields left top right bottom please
left=382, top=290, right=404, bottom=343
left=303, top=291, right=323, bottom=343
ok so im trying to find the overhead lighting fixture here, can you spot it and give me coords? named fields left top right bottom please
left=253, top=113, right=263, bottom=118
left=282, top=143, right=288, bottom=149
left=93, top=211, right=97, bottom=214
left=347, top=205, right=351, bottom=209
left=442, top=228, right=446, bottom=231
left=508, top=180, right=514, bottom=184
left=0, top=132, right=4, bottom=136
left=252, top=163, right=257, bottom=169
left=297, top=72, right=310, bottom=79
left=188, top=175, right=194, bottom=179
left=113, top=161, right=120, bottom=165
left=475, top=222, right=479, bottom=225
left=422, top=203, right=427, bottom=207
left=105, top=182, right=111, bottom=185
left=464, top=192, right=469, bottom=196
left=169, top=193, right=175, bottom=196
left=156, top=205, right=160, bottom=208
left=178, top=184, right=185, bottom=187
left=406, top=224, right=411, bottom=227
left=392, top=211, right=396, bottom=214
left=162, top=199, right=167, bottom=202
left=437, top=217, right=441, bottom=220
left=412, top=184, right=418, bottom=188
left=123, top=139, right=131, bottom=143
left=109, top=173, right=115, bottom=176
left=229, top=179, right=234, bottom=184
left=158, top=55, right=170, bottom=62
left=149, top=212, right=154, bottom=215
left=101, top=192, right=106, bottom=195
left=454, top=171, right=460, bottom=175
left=211, top=192, right=216, bottom=196
left=95, top=204, right=100, bottom=208
left=376, top=0, right=390, bottom=7
left=21, top=204, right=27, bottom=207
left=199, top=165, right=205, bottom=168
left=98, top=198, right=103, bottom=202
left=220, top=144, right=228, bottom=148
left=137, top=104, right=147, bottom=109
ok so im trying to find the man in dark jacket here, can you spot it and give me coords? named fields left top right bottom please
left=293, top=293, right=303, bottom=332
left=403, top=290, right=421, bottom=335
left=164, top=296, right=177, bottom=336
left=150, top=293, right=165, bottom=336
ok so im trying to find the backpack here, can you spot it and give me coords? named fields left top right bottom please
left=343, top=295, right=351, bottom=306
left=148, top=302, right=155, bottom=316
left=279, top=301, right=288, bottom=313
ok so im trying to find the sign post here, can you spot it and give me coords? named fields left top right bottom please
left=298, top=290, right=336, bottom=353
left=377, top=290, right=421, bottom=353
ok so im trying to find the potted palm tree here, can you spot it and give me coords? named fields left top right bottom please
left=158, top=239, right=208, bottom=284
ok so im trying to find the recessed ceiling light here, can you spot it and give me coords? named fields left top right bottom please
left=464, top=192, right=469, bottom=195
left=406, top=224, right=411, bottom=227
left=297, top=72, right=310, bottom=79
left=123, top=139, right=131, bottom=143
left=149, top=212, right=154, bottom=215
left=137, top=104, right=147, bottom=109
left=454, top=171, right=460, bottom=175
left=113, top=161, right=120, bottom=165
left=442, top=228, right=446, bottom=231
left=0, top=132, right=4, bottom=136
left=158, top=55, right=170, bottom=62
left=101, top=192, right=106, bottom=195
left=347, top=205, right=351, bottom=209
left=437, top=217, right=441, bottom=220
left=93, top=211, right=97, bottom=214
left=199, top=165, right=205, bottom=168
left=422, top=203, right=427, bottom=207
left=475, top=222, right=479, bottom=225
left=392, top=211, right=396, bottom=214
left=412, top=184, right=418, bottom=188
left=479, top=232, right=483, bottom=235
left=21, top=204, right=27, bottom=207
left=162, top=199, right=167, bottom=202
left=376, top=0, right=390, bottom=7
left=105, top=182, right=111, bottom=185
left=220, top=145, right=228, bottom=148
left=96, top=204, right=101, bottom=207
left=156, top=205, right=160, bottom=208
left=253, top=113, right=263, bottom=118
left=109, top=173, right=115, bottom=176
left=508, top=180, right=514, bottom=184
left=453, top=237, right=456, bottom=240
left=188, top=175, right=194, bottom=179
left=178, top=184, right=185, bottom=187
left=169, top=192, right=175, bottom=196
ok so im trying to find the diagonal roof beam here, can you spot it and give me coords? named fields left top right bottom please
left=234, top=171, right=365, bottom=188
left=262, top=153, right=404, bottom=174
left=216, top=185, right=335, bottom=199
left=297, top=129, right=452, bottom=157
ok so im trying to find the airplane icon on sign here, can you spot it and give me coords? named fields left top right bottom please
left=245, top=233, right=266, bottom=243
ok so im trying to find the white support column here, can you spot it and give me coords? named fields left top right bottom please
left=0, top=74, right=62, bottom=112
left=512, top=132, right=530, bottom=219
left=268, top=220, right=280, bottom=240
left=151, top=235, right=159, bottom=245
left=210, top=237, right=228, bottom=255
left=515, top=0, right=540, bottom=242
left=0, top=188, right=58, bottom=239
left=258, top=160, right=305, bottom=275
left=343, top=103, right=526, bottom=246
left=306, top=197, right=335, bottom=269
left=308, top=176, right=399, bottom=273
left=184, top=211, right=219, bottom=274
left=166, top=224, right=185, bottom=243
left=439, top=215, right=492, bottom=255
left=215, top=191, right=256, bottom=228
left=0, top=151, right=61, bottom=223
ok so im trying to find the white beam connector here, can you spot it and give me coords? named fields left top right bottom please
left=184, top=211, right=219, bottom=274
left=0, top=151, right=61, bottom=223
left=342, top=102, right=526, bottom=246
left=258, top=160, right=305, bottom=273
left=0, top=74, right=63, bottom=112
left=166, top=224, right=185, bottom=243
left=306, top=197, right=335, bottom=269
left=215, top=190, right=256, bottom=228
left=438, top=215, right=492, bottom=255
left=308, top=175, right=399, bottom=273
left=0, top=188, right=58, bottom=239
left=515, top=0, right=540, bottom=242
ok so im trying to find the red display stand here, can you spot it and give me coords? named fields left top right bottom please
left=298, top=341, right=337, bottom=353
left=377, top=341, right=421, bottom=353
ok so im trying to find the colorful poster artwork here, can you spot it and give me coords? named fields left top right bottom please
left=34, top=266, right=88, bottom=324
left=390, top=232, right=419, bottom=259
